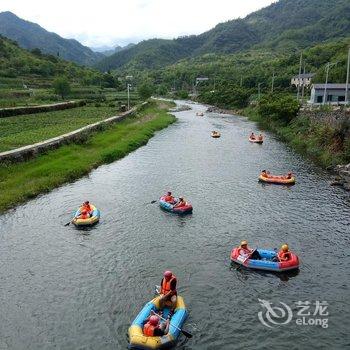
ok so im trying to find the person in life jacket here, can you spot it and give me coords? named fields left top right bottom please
left=238, top=240, right=261, bottom=260
left=285, top=172, right=293, bottom=179
left=258, top=134, right=263, bottom=141
left=77, top=210, right=89, bottom=220
left=164, top=192, right=175, bottom=203
left=250, top=132, right=256, bottom=140
left=159, top=270, right=177, bottom=309
left=261, top=170, right=269, bottom=178
left=143, top=315, right=170, bottom=337
left=81, top=201, right=93, bottom=216
left=174, top=197, right=186, bottom=208
left=277, top=244, right=292, bottom=261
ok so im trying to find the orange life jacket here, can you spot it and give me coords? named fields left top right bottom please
left=80, top=213, right=89, bottom=220
left=175, top=201, right=186, bottom=208
left=278, top=250, right=291, bottom=261
left=143, top=322, right=156, bottom=336
left=83, top=204, right=92, bottom=212
left=164, top=196, right=174, bottom=202
left=160, top=275, right=177, bottom=295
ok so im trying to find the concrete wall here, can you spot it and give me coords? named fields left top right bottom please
left=0, top=100, right=85, bottom=118
left=0, top=103, right=147, bottom=164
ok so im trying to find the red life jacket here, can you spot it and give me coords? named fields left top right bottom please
left=176, top=201, right=186, bottom=208
left=80, top=213, right=89, bottom=220
left=278, top=251, right=291, bottom=261
left=143, top=322, right=156, bottom=336
left=238, top=247, right=251, bottom=256
left=160, top=275, right=177, bottom=295
left=164, top=196, right=174, bottom=202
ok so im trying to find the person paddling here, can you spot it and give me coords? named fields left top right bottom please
left=81, top=201, right=93, bottom=217
left=261, top=170, right=269, bottom=178
left=164, top=191, right=175, bottom=203
left=77, top=210, right=89, bottom=220
left=143, top=314, right=170, bottom=337
left=174, top=197, right=186, bottom=208
left=258, top=134, right=263, bottom=141
left=238, top=240, right=261, bottom=260
left=159, top=270, right=177, bottom=310
left=250, top=132, right=256, bottom=140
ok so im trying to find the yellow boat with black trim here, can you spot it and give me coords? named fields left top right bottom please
left=72, top=204, right=100, bottom=226
left=128, top=295, right=188, bottom=349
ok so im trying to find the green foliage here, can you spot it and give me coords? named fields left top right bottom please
left=138, top=82, right=155, bottom=100
left=199, top=83, right=251, bottom=109
left=53, top=77, right=71, bottom=99
left=0, top=106, right=117, bottom=152
left=0, top=11, right=102, bottom=66
left=175, top=90, right=189, bottom=99
left=95, top=0, right=350, bottom=71
left=257, top=94, right=300, bottom=124
left=0, top=101, right=175, bottom=212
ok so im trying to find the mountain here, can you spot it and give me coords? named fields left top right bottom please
left=0, top=34, right=102, bottom=84
left=91, top=43, right=136, bottom=56
left=0, top=11, right=103, bottom=66
left=95, top=0, right=350, bottom=71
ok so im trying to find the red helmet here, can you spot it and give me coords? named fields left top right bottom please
left=164, top=270, right=172, bottom=279
left=149, top=315, right=159, bottom=326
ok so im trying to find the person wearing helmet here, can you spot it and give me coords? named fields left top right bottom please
left=277, top=244, right=292, bottom=261
left=174, top=197, right=186, bottom=208
left=159, top=270, right=177, bottom=309
left=238, top=240, right=261, bottom=260
left=143, top=314, right=170, bottom=337
left=164, top=191, right=175, bottom=203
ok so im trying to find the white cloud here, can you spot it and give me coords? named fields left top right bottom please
left=0, top=0, right=275, bottom=47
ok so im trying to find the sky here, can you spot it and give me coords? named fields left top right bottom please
left=0, top=0, right=276, bottom=48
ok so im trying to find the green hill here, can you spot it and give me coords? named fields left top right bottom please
left=95, top=0, right=350, bottom=71
left=0, top=11, right=103, bottom=66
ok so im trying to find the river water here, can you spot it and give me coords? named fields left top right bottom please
left=0, top=101, right=349, bottom=350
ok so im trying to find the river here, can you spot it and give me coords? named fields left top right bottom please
left=0, top=101, right=349, bottom=350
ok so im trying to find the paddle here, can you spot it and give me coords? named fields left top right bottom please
left=151, top=310, right=193, bottom=338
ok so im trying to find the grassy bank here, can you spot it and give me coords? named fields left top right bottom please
left=244, top=106, right=350, bottom=168
left=0, top=100, right=175, bottom=212
left=0, top=105, right=118, bottom=152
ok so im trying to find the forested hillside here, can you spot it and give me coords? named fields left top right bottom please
left=96, top=0, right=350, bottom=71
left=0, top=11, right=103, bottom=66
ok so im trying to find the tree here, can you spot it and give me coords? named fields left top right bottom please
left=53, top=77, right=71, bottom=99
left=138, top=82, right=155, bottom=100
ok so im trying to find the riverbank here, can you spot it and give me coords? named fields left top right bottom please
left=243, top=106, right=350, bottom=168
left=0, top=100, right=175, bottom=212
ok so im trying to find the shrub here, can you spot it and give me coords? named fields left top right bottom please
left=258, top=94, right=300, bottom=124
left=53, top=77, right=71, bottom=99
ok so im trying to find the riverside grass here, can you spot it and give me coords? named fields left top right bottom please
left=244, top=106, right=350, bottom=168
left=0, top=100, right=175, bottom=212
left=0, top=105, right=118, bottom=152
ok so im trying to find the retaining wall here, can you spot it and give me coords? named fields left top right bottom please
left=0, top=100, right=86, bottom=118
left=0, top=103, right=146, bottom=163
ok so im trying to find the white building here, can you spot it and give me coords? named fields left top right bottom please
left=291, top=73, right=314, bottom=88
left=308, top=84, right=350, bottom=105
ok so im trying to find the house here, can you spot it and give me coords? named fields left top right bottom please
left=308, top=84, right=350, bottom=105
left=291, top=73, right=314, bottom=87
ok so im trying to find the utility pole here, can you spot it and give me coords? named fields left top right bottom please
left=297, top=52, right=303, bottom=101
left=127, top=83, right=131, bottom=110
left=271, top=69, right=275, bottom=93
left=346, top=47, right=350, bottom=105
left=301, top=61, right=306, bottom=103
left=323, top=62, right=337, bottom=105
